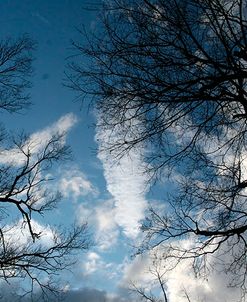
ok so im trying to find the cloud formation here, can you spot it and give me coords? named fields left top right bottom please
left=120, top=242, right=243, bottom=302
left=59, top=167, right=98, bottom=200
left=26, top=112, right=78, bottom=152
left=0, top=113, right=78, bottom=165
left=77, top=199, right=119, bottom=251
left=95, top=118, right=148, bottom=239
left=3, top=219, right=57, bottom=249
left=94, top=199, right=119, bottom=250
left=83, top=252, right=106, bottom=275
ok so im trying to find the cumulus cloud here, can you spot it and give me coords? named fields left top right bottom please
left=95, top=117, right=149, bottom=240
left=165, top=256, right=242, bottom=302
left=0, top=113, right=78, bottom=165
left=120, top=242, right=243, bottom=302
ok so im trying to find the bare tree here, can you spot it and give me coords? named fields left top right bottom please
left=69, top=0, right=247, bottom=300
left=0, top=35, right=34, bottom=112
left=129, top=253, right=169, bottom=302
left=0, top=36, right=90, bottom=300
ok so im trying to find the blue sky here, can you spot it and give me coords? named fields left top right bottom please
left=0, top=1, right=244, bottom=302
left=0, top=0, right=148, bottom=300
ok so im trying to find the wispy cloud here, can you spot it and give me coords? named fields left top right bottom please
left=0, top=113, right=78, bottom=165
left=28, top=113, right=78, bottom=150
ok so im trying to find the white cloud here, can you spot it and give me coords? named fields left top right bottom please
left=121, top=254, right=153, bottom=288
left=83, top=252, right=103, bottom=275
left=25, top=112, right=78, bottom=156
left=120, top=242, right=243, bottom=302
left=59, top=168, right=98, bottom=200
left=0, top=113, right=78, bottom=165
left=95, top=117, right=149, bottom=239
left=4, top=219, right=56, bottom=249
left=28, top=113, right=77, bottom=148
left=77, top=199, right=119, bottom=251
left=165, top=256, right=242, bottom=302
left=95, top=199, right=119, bottom=250
left=82, top=252, right=116, bottom=279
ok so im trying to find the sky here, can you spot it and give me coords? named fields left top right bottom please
left=0, top=0, right=149, bottom=300
left=0, top=1, right=243, bottom=302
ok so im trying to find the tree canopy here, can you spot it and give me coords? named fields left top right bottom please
left=69, top=0, right=247, bottom=299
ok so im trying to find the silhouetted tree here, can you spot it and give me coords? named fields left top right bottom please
left=0, top=36, right=33, bottom=112
left=0, top=36, right=89, bottom=300
left=69, top=0, right=247, bottom=299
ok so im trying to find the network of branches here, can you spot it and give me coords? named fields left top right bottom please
left=69, top=0, right=247, bottom=300
left=0, top=36, right=89, bottom=301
